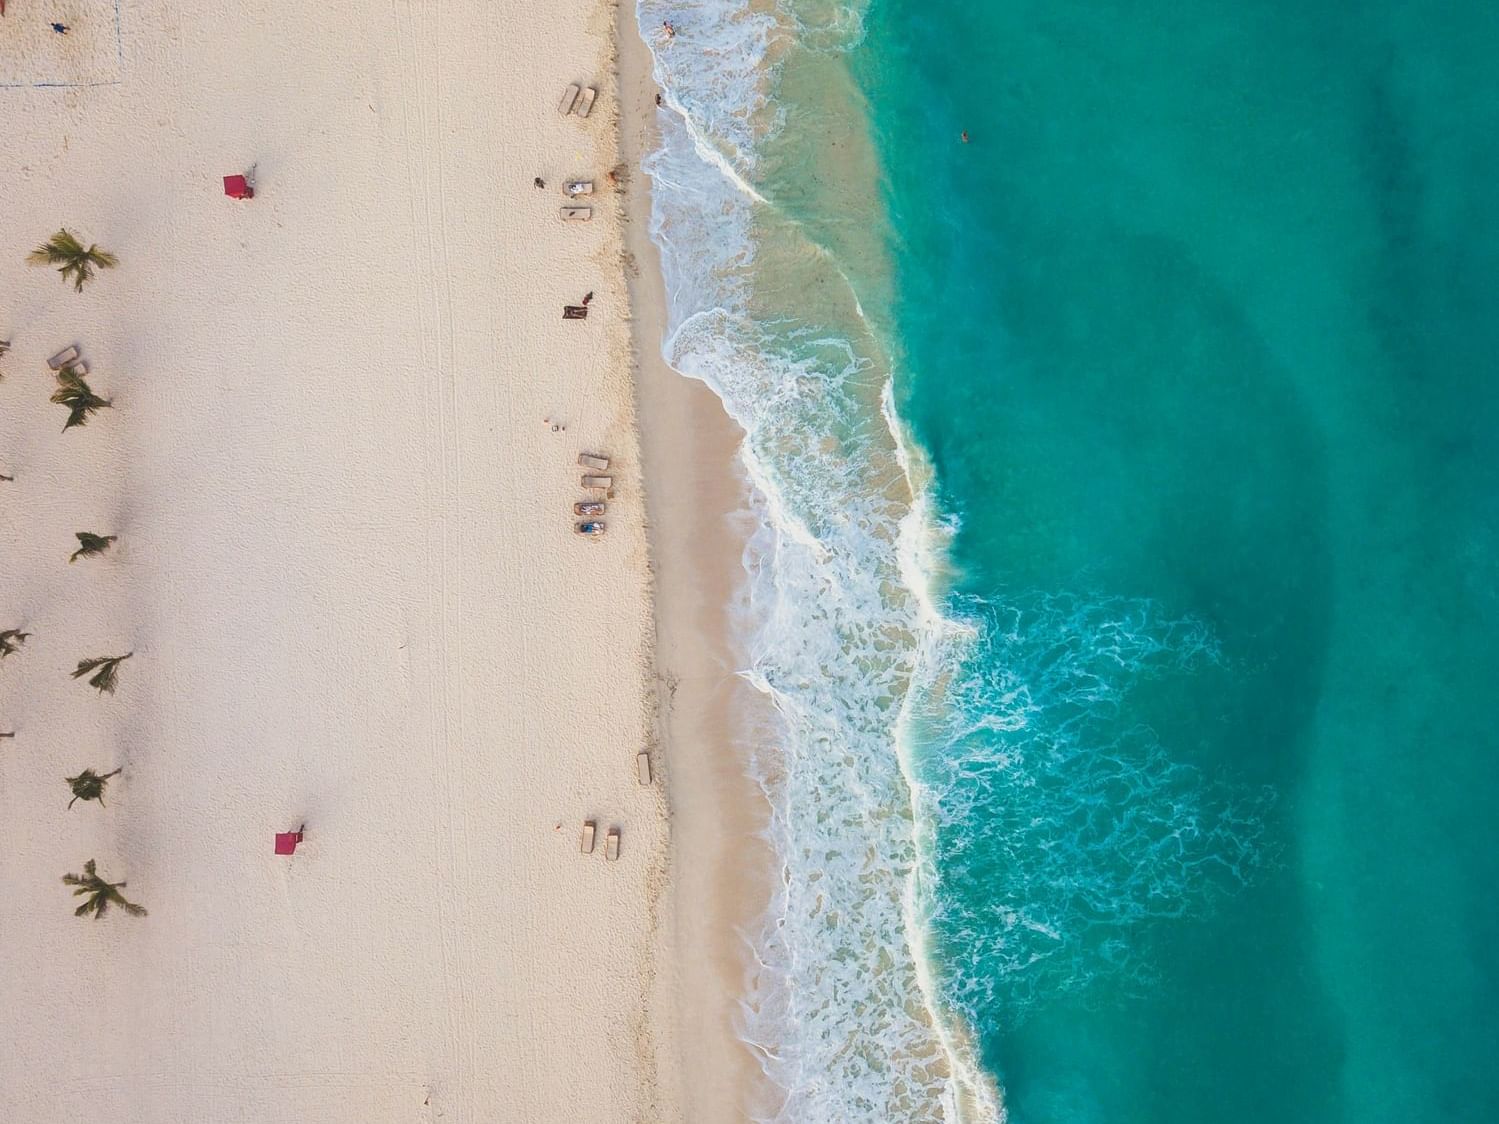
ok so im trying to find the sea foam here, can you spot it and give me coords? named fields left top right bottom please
left=637, top=0, right=1269, bottom=1119
left=638, top=0, right=997, bottom=1118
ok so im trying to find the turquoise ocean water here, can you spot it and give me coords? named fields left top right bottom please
left=641, top=0, right=1499, bottom=1119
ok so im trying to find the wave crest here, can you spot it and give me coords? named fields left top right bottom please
left=911, top=594, right=1274, bottom=1020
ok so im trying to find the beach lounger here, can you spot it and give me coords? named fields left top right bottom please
left=605, top=828, right=620, bottom=861
left=47, top=345, right=79, bottom=370
left=575, top=521, right=606, bottom=536
left=580, top=820, right=596, bottom=854
left=576, top=87, right=598, bottom=118
left=637, top=752, right=652, bottom=786
left=574, top=501, right=606, bottom=517
left=577, top=453, right=610, bottom=471
left=0, top=339, right=10, bottom=358
left=563, top=305, right=589, bottom=320
left=561, top=206, right=593, bottom=222
left=564, top=180, right=594, bottom=197
left=558, top=84, right=581, bottom=115
left=581, top=475, right=612, bottom=490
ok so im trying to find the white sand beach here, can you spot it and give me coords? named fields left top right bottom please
left=1, top=0, right=690, bottom=1119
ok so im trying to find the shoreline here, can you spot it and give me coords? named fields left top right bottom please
left=616, top=8, right=781, bottom=1122
left=612, top=1, right=1007, bottom=1115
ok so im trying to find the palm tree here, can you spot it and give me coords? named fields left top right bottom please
left=62, top=860, right=146, bottom=919
left=66, top=767, right=122, bottom=808
left=72, top=652, right=133, bottom=694
left=51, top=366, right=112, bottom=431
left=70, top=532, right=117, bottom=563
left=0, top=629, right=30, bottom=660
left=27, top=230, right=118, bottom=293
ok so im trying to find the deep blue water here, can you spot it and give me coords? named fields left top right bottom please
left=856, top=1, right=1499, bottom=1120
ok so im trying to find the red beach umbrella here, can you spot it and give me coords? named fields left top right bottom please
left=274, top=826, right=305, bottom=855
left=223, top=174, right=254, bottom=200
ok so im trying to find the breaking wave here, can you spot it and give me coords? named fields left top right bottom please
left=635, top=1, right=1270, bottom=1120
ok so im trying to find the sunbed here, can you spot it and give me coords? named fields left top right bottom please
left=560, top=206, right=593, bottom=222
left=559, top=84, right=581, bottom=115
left=581, top=820, right=596, bottom=854
left=605, top=829, right=620, bottom=861
left=577, top=453, right=610, bottom=471
left=581, top=475, right=612, bottom=490
left=576, top=87, right=598, bottom=118
left=637, top=753, right=652, bottom=786
left=48, top=345, right=79, bottom=370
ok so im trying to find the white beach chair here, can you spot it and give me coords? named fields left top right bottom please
left=561, top=206, right=593, bottom=222
left=581, top=475, right=612, bottom=490
left=605, top=828, right=620, bottom=861
left=580, top=820, right=596, bottom=854
left=47, top=345, right=79, bottom=370
left=577, top=453, right=610, bottom=471
left=637, top=752, right=652, bottom=786
left=558, top=84, right=581, bottom=115
left=576, top=87, right=598, bottom=118
left=564, top=180, right=594, bottom=197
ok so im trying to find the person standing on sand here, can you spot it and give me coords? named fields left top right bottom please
left=52, top=21, right=70, bottom=33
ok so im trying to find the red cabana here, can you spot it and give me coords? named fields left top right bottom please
left=274, top=826, right=305, bottom=855
left=223, top=174, right=254, bottom=200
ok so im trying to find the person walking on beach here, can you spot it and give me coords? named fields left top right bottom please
left=52, top=21, right=70, bottom=33
left=662, top=19, right=675, bottom=39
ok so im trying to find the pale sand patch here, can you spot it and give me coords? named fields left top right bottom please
left=1, top=1, right=681, bottom=1121
left=0, top=1, right=122, bottom=88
